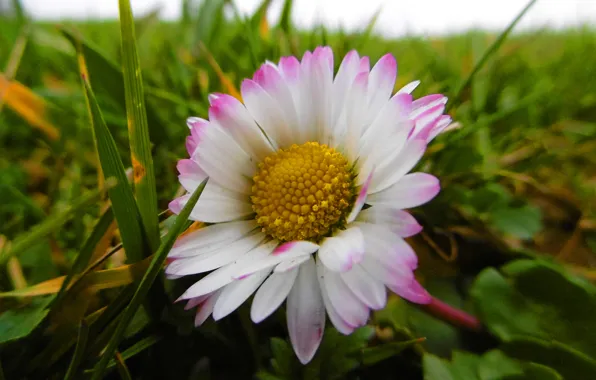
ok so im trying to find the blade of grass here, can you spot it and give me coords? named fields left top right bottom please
left=0, top=181, right=114, bottom=266
left=115, top=352, right=133, bottom=380
left=91, top=178, right=208, bottom=380
left=51, top=208, right=114, bottom=309
left=447, top=0, right=538, bottom=111
left=105, top=334, right=162, bottom=371
left=0, top=24, right=29, bottom=113
left=81, top=71, right=149, bottom=263
left=118, top=0, right=160, bottom=252
left=64, top=321, right=89, bottom=380
left=60, top=27, right=168, bottom=143
left=354, top=7, right=382, bottom=50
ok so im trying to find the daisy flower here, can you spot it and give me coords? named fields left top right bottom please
left=167, top=46, right=451, bottom=364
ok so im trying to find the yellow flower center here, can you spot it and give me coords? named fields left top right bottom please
left=251, top=142, right=354, bottom=242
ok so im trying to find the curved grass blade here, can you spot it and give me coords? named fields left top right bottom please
left=64, top=321, right=89, bottom=380
left=118, top=0, right=160, bottom=252
left=0, top=183, right=113, bottom=267
left=447, top=0, right=538, bottom=111
left=51, top=207, right=114, bottom=309
left=91, top=178, right=208, bottom=380
left=81, top=71, right=149, bottom=263
left=115, top=352, right=133, bottom=380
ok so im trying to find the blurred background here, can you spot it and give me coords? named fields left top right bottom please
left=1, top=0, right=596, bottom=379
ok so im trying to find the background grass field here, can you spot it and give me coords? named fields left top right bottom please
left=1, top=0, right=595, bottom=379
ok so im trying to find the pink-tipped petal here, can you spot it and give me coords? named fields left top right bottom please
left=195, top=290, right=222, bottom=326
left=367, top=54, right=398, bottom=119
left=359, top=223, right=418, bottom=270
left=185, top=294, right=209, bottom=311
left=389, top=278, right=432, bottom=304
left=287, top=256, right=325, bottom=364
left=208, top=94, right=274, bottom=161
left=274, top=255, right=310, bottom=273
left=322, top=267, right=370, bottom=327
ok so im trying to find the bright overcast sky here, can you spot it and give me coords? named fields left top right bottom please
left=21, top=0, right=596, bottom=37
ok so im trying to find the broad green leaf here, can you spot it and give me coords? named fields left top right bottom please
left=91, top=178, right=208, bottom=379
left=471, top=259, right=596, bottom=379
left=490, top=204, right=542, bottom=239
left=0, top=297, right=51, bottom=344
left=118, top=0, right=160, bottom=252
left=81, top=67, right=149, bottom=263
left=0, top=184, right=112, bottom=266
left=423, top=350, right=562, bottom=380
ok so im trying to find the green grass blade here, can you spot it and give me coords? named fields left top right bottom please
left=51, top=208, right=114, bottom=309
left=278, top=0, right=293, bottom=34
left=64, top=321, right=89, bottom=380
left=354, top=7, right=382, bottom=50
left=103, top=335, right=162, bottom=371
left=81, top=75, right=149, bottom=263
left=118, top=0, right=160, bottom=252
left=447, top=0, right=538, bottom=111
left=60, top=28, right=168, bottom=144
left=0, top=183, right=113, bottom=267
left=91, top=178, right=208, bottom=380
left=115, top=353, right=133, bottom=380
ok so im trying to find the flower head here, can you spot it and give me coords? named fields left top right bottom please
left=168, top=46, right=451, bottom=364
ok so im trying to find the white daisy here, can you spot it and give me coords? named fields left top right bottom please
left=167, top=46, right=451, bottom=364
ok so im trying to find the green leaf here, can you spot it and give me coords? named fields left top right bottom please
left=361, top=338, right=423, bottom=366
left=471, top=259, right=596, bottom=379
left=0, top=185, right=111, bottom=266
left=118, top=0, right=160, bottom=252
left=90, top=178, right=208, bottom=380
left=81, top=72, right=149, bottom=263
left=0, top=298, right=50, bottom=344
left=423, top=350, right=562, bottom=380
left=490, top=204, right=542, bottom=239
left=64, top=321, right=89, bottom=380
left=268, top=337, right=298, bottom=379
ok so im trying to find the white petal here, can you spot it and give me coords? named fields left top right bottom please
left=323, top=267, right=370, bottom=327
left=287, top=257, right=325, bottom=364
left=177, top=159, right=207, bottom=193
left=185, top=294, right=209, bottom=310
left=346, top=170, right=373, bottom=224
left=342, top=71, right=369, bottom=162
left=360, top=254, right=413, bottom=290
left=359, top=222, right=418, bottom=270
left=397, top=80, right=420, bottom=94
left=195, top=289, right=222, bottom=326
left=169, top=181, right=253, bottom=223
left=169, top=220, right=257, bottom=259
left=251, top=268, right=298, bottom=323
left=212, top=268, right=271, bottom=320
left=340, top=265, right=387, bottom=310
left=366, top=54, right=397, bottom=123
left=165, top=232, right=265, bottom=276
left=232, top=241, right=319, bottom=279
left=367, top=172, right=440, bottom=209
left=208, top=94, right=275, bottom=161
left=370, top=139, right=427, bottom=193
left=356, top=208, right=423, bottom=237
left=331, top=50, right=362, bottom=127
left=188, top=117, right=254, bottom=193
left=178, top=241, right=278, bottom=300
left=274, top=255, right=310, bottom=273
left=316, top=259, right=355, bottom=335
left=318, top=227, right=365, bottom=272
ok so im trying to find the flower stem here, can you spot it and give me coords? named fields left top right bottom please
left=418, top=296, right=483, bottom=332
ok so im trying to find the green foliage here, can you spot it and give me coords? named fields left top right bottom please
left=1, top=0, right=595, bottom=378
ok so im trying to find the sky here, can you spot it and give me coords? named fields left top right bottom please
left=20, top=0, right=596, bottom=37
